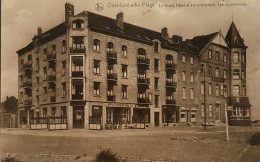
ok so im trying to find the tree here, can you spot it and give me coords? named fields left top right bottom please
left=4, top=96, right=18, bottom=113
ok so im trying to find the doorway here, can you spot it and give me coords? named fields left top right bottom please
left=73, top=106, right=84, bottom=128
left=154, top=112, right=159, bottom=126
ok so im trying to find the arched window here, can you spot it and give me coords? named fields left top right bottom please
left=122, top=45, right=127, bottom=57
left=166, top=55, right=173, bottom=64
left=62, top=40, right=66, bottom=53
left=137, top=48, right=146, bottom=59
left=27, top=55, right=32, bottom=61
left=107, top=42, right=114, bottom=52
left=72, top=19, right=84, bottom=29
left=93, top=39, right=100, bottom=52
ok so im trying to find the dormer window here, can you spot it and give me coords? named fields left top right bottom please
left=72, top=19, right=84, bottom=29
left=154, top=42, right=159, bottom=53
left=93, top=39, right=100, bottom=52
left=107, top=42, right=114, bottom=52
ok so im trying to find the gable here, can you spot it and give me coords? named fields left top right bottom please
left=211, top=33, right=228, bottom=48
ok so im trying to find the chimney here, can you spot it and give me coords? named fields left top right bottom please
left=116, top=12, right=124, bottom=29
left=38, top=27, right=42, bottom=37
left=161, top=27, right=169, bottom=39
left=65, top=2, right=74, bottom=25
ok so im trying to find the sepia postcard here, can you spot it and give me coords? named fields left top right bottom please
left=1, top=0, right=260, bottom=161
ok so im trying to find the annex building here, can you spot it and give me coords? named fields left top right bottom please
left=17, top=3, right=252, bottom=130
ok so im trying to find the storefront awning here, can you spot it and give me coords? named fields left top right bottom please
left=228, top=97, right=252, bottom=107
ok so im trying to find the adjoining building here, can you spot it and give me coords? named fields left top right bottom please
left=17, top=3, right=252, bottom=129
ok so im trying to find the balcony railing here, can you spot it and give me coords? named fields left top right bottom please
left=137, top=57, right=150, bottom=65
left=72, top=94, right=83, bottom=100
left=23, top=62, right=32, bottom=70
left=47, top=74, right=56, bottom=82
left=213, top=77, right=224, bottom=82
left=72, top=71, right=83, bottom=77
left=24, top=98, right=32, bottom=105
left=23, top=80, right=32, bottom=88
left=107, top=95, right=115, bottom=101
left=50, top=96, right=56, bottom=102
left=166, top=80, right=177, bottom=88
left=137, top=77, right=150, bottom=84
left=70, top=47, right=86, bottom=53
left=107, top=73, right=118, bottom=81
left=166, top=63, right=177, bottom=74
left=137, top=97, right=151, bottom=104
left=47, top=54, right=56, bottom=62
left=166, top=99, right=176, bottom=105
left=107, top=52, right=117, bottom=64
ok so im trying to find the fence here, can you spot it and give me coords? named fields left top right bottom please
left=0, top=113, right=18, bottom=128
left=30, top=116, right=67, bottom=130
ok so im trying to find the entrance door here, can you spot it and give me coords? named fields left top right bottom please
left=154, top=112, right=159, bottom=126
left=73, top=106, right=84, bottom=128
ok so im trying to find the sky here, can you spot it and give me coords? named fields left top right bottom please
left=1, top=0, right=260, bottom=120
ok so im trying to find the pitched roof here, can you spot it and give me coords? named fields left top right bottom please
left=188, top=32, right=218, bottom=52
left=17, top=22, right=66, bottom=55
left=228, top=97, right=251, bottom=107
left=225, top=22, right=245, bottom=48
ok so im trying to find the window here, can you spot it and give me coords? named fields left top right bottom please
left=62, top=83, right=66, bottom=97
left=154, top=77, right=159, bottom=89
left=43, top=49, right=47, bottom=60
left=208, top=49, right=212, bottom=59
left=200, top=64, right=205, bottom=74
left=182, top=71, right=186, bottom=81
left=43, top=86, right=47, bottom=95
left=20, top=75, right=23, bottom=84
left=71, top=79, right=83, bottom=100
left=94, top=60, right=100, bottom=74
left=72, top=19, right=84, bottom=29
left=208, top=66, right=212, bottom=76
left=190, top=73, right=194, bottom=82
left=224, top=85, right=228, bottom=97
left=122, top=85, right=128, bottom=98
left=43, top=67, right=47, bottom=80
left=106, top=108, right=113, bottom=123
left=93, top=39, right=100, bottom=52
left=209, top=84, right=212, bottom=96
left=182, top=87, right=186, bottom=99
left=201, top=82, right=204, bottom=95
left=190, top=57, right=194, bottom=64
left=72, top=36, right=85, bottom=52
left=241, top=70, right=245, bottom=79
left=166, top=55, right=173, bottom=64
left=182, top=54, right=186, bottom=62
left=233, top=52, right=239, bottom=63
left=220, top=85, right=224, bottom=96
left=154, top=59, right=159, bottom=71
left=62, top=61, right=66, bottom=75
left=62, top=40, right=66, bottom=53
left=36, top=95, right=39, bottom=105
left=20, top=92, right=23, bottom=103
left=233, top=85, right=240, bottom=96
left=201, top=104, right=205, bottom=118
left=242, top=53, right=245, bottom=63
left=94, top=82, right=100, bottom=96
left=215, top=85, right=220, bottom=96
left=208, top=104, right=213, bottom=117
left=215, top=51, right=219, bottom=61
left=224, top=70, right=227, bottom=79
left=52, top=45, right=56, bottom=54
left=155, top=95, right=159, bottom=107
left=190, top=88, right=194, bottom=100
left=43, top=108, right=47, bottom=118
left=36, top=58, right=39, bottom=71
left=20, top=59, right=24, bottom=69
left=36, top=77, right=39, bottom=85
left=107, top=42, right=114, bottom=52
left=107, top=85, right=113, bottom=96
left=61, top=106, right=67, bottom=117
left=180, top=110, right=186, bottom=122
left=122, top=45, right=127, bottom=57
left=233, top=69, right=240, bottom=79
left=122, top=64, right=128, bottom=78
left=154, top=42, right=159, bottom=52
left=191, top=112, right=196, bottom=122
left=224, top=54, right=227, bottom=63
left=244, top=108, right=250, bottom=117
left=51, top=107, right=56, bottom=117
left=71, top=56, right=83, bottom=77
left=215, top=68, right=220, bottom=78
left=242, top=86, right=246, bottom=96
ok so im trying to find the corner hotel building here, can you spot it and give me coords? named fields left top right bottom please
left=17, top=3, right=252, bottom=129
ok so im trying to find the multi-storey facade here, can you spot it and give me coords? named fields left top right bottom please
left=17, top=3, right=252, bottom=129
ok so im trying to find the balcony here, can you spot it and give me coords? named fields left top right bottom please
left=24, top=98, right=32, bottom=105
left=72, top=71, right=83, bottom=77
left=70, top=47, right=86, bottom=53
left=23, top=62, right=32, bottom=71
left=72, top=94, right=83, bottom=100
left=50, top=96, right=56, bottom=102
left=107, top=73, right=117, bottom=85
left=47, top=74, right=56, bottom=82
left=137, top=77, right=150, bottom=89
left=166, top=80, right=177, bottom=91
left=166, top=98, right=176, bottom=105
left=22, top=80, right=32, bottom=89
left=107, top=51, right=117, bottom=64
left=137, top=97, right=151, bottom=104
left=107, top=95, right=115, bottom=102
left=47, top=53, right=56, bottom=62
left=137, top=57, right=150, bottom=66
left=213, top=77, right=224, bottom=82
left=165, top=63, right=177, bottom=74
